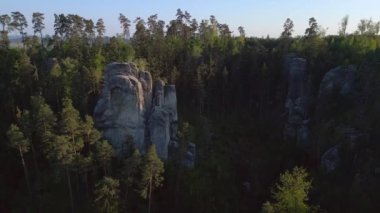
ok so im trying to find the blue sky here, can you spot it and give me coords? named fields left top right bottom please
left=2, top=0, right=380, bottom=37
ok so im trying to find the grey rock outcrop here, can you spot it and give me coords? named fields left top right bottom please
left=94, top=63, right=179, bottom=160
left=318, top=65, right=357, bottom=100
left=321, top=145, right=340, bottom=172
left=284, top=56, right=311, bottom=148
left=318, top=66, right=363, bottom=172
left=94, top=63, right=151, bottom=153
left=184, top=143, right=196, bottom=168
left=149, top=80, right=178, bottom=159
left=321, top=128, right=363, bottom=172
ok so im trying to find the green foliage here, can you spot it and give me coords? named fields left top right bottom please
left=281, top=18, right=294, bottom=38
left=263, top=167, right=312, bottom=213
left=10, top=11, right=28, bottom=44
left=82, top=115, right=101, bottom=146
left=48, top=135, right=75, bottom=167
left=121, top=149, right=142, bottom=188
left=32, top=12, right=45, bottom=36
left=94, top=177, right=120, bottom=213
left=95, top=140, right=115, bottom=174
left=106, top=37, right=135, bottom=62
left=7, top=124, right=30, bottom=153
left=261, top=201, right=275, bottom=213
left=95, top=18, right=106, bottom=37
left=30, top=96, right=57, bottom=153
left=305, top=17, right=319, bottom=38
left=2, top=9, right=380, bottom=212
left=92, top=50, right=105, bottom=82
left=59, top=97, right=83, bottom=152
left=138, top=145, right=164, bottom=200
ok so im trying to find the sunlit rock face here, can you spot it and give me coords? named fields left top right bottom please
left=94, top=63, right=151, bottom=153
left=149, top=81, right=178, bottom=159
left=94, top=62, right=178, bottom=160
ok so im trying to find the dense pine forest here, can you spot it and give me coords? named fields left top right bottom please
left=1, top=9, right=380, bottom=212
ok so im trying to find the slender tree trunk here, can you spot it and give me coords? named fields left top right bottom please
left=84, top=172, right=89, bottom=199
left=30, top=143, right=42, bottom=212
left=18, top=145, right=32, bottom=198
left=40, top=32, right=43, bottom=47
left=148, top=175, right=152, bottom=213
left=66, top=167, right=74, bottom=213
left=76, top=171, right=80, bottom=196
left=30, top=143, right=40, bottom=175
left=103, top=163, right=107, bottom=176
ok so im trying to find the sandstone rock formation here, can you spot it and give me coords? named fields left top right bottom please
left=317, top=65, right=363, bottom=172
left=94, top=62, right=179, bottom=160
left=321, top=145, right=340, bottom=172
left=318, top=65, right=357, bottom=100
left=284, top=55, right=311, bottom=148
left=148, top=80, right=179, bottom=159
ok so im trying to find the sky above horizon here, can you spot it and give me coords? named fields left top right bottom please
left=2, top=0, right=380, bottom=38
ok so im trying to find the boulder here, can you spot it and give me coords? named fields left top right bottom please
left=319, top=65, right=357, bottom=99
left=321, top=145, right=340, bottom=172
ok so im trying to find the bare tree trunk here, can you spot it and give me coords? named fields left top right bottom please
left=18, top=145, right=32, bottom=198
left=76, top=171, right=80, bottom=196
left=30, top=143, right=40, bottom=175
left=40, top=32, right=43, bottom=47
left=66, top=167, right=74, bottom=213
left=148, top=175, right=152, bottom=213
left=30, top=143, right=43, bottom=211
left=84, top=172, right=89, bottom=199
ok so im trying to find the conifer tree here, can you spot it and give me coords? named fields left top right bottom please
left=138, top=145, right=164, bottom=213
left=30, top=96, right=57, bottom=155
left=118, top=13, right=131, bottom=40
left=94, top=177, right=120, bottom=213
left=121, top=149, right=141, bottom=190
left=95, top=18, right=106, bottom=38
left=48, top=134, right=76, bottom=213
left=60, top=97, right=83, bottom=154
left=10, top=11, right=28, bottom=47
left=7, top=124, right=32, bottom=197
left=95, top=140, right=114, bottom=175
left=32, top=12, right=45, bottom=45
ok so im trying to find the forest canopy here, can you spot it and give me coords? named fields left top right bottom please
left=1, top=9, right=380, bottom=212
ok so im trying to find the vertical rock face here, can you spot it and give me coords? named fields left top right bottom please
left=318, top=65, right=357, bottom=101
left=94, top=62, right=179, bottom=160
left=318, top=66, right=361, bottom=172
left=149, top=80, right=179, bottom=159
left=284, top=56, right=311, bottom=147
left=94, top=63, right=151, bottom=153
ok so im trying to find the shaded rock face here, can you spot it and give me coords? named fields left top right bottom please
left=318, top=65, right=357, bottom=100
left=284, top=56, right=311, bottom=148
left=184, top=143, right=196, bottom=168
left=317, top=66, right=362, bottom=172
left=94, top=63, right=178, bottom=160
left=321, top=145, right=340, bottom=172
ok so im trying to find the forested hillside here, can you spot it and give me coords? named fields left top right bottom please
left=1, top=10, right=380, bottom=212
